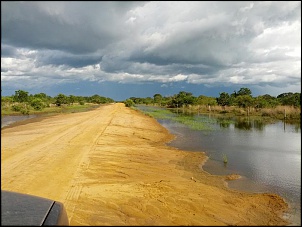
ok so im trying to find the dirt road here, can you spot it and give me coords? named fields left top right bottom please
left=1, top=103, right=290, bottom=225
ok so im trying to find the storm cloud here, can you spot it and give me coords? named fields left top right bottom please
left=1, top=1, right=301, bottom=99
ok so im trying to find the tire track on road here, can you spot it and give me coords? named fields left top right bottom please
left=62, top=104, right=121, bottom=223
left=1, top=104, right=117, bottom=202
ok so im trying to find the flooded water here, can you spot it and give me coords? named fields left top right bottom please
left=1, top=115, right=38, bottom=128
left=1, top=105, right=101, bottom=129
left=136, top=105, right=301, bottom=225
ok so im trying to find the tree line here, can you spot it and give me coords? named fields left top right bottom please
left=1, top=90, right=114, bottom=114
left=125, top=87, right=301, bottom=109
left=2, top=88, right=300, bottom=114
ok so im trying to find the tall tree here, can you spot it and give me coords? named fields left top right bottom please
left=153, top=94, right=163, bottom=105
left=13, top=90, right=29, bottom=103
left=236, top=87, right=252, bottom=97
left=217, top=92, right=231, bottom=106
left=55, top=94, right=68, bottom=106
left=171, top=91, right=196, bottom=107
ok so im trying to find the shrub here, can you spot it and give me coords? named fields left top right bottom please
left=124, top=99, right=135, bottom=107
left=11, top=103, right=30, bottom=115
left=30, top=98, right=45, bottom=110
left=11, top=104, right=22, bottom=112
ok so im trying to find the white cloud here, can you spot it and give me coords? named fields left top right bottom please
left=1, top=1, right=301, bottom=96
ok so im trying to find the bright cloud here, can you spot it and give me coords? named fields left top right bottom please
left=1, top=1, right=301, bottom=98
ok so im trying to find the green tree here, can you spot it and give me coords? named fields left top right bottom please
left=161, top=96, right=173, bottom=106
left=234, top=95, right=254, bottom=108
left=217, top=92, right=231, bottom=106
left=143, top=97, right=154, bottom=105
left=89, top=94, right=110, bottom=104
left=55, top=94, right=68, bottom=106
left=69, top=95, right=77, bottom=105
left=277, top=92, right=301, bottom=107
left=129, top=97, right=143, bottom=104
left=254, top=94, right=279, bottom=108
left=90, top=94, right=102, bottom=104
left=170, top=91, right=196, bottom=107
left=13, top=90, right=29, bottom=103
left=33, top=93, right=49, bottom=100
left=124, top=99, right=134, bottom=107
left=236, top=87, right=252, bottom=97
left=30, top=98, right=45, bottom=110
left=196, top=95, right=217, bottom=106
left=153, top=94, right=163, bottom=105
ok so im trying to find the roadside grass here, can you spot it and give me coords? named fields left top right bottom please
left=1, top=103, right=101, bottom=116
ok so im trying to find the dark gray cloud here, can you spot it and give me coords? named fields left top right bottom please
left=35, top=50, right=103, bottom=68
left=1, top=1, right=301, bottom=97
left=1, top=44, right=17, bottom=57
left=1, top=1, right=144, bottom=54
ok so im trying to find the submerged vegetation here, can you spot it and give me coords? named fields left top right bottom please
left=128, top=87, right=301, bottom=122
left=174, top=115, right=214, bottom=131
left=140, top=108, right=175, bottom=120
left=135, top=106, right=216, bottom=131
left=222, top=154, right=228, bottom=164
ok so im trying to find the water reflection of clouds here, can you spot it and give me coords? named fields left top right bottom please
left=249, top=149, right=301, bottom=200
left=138, top=105, right=301, bottom=214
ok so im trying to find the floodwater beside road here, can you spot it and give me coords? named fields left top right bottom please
left=1, top=115, right=38, bottom=128
left=136, top=105, right=301, bottom=225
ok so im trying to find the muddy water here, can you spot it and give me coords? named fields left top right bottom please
left=136, top=105, right=301, bottom=225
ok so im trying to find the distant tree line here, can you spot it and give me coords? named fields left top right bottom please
left=2, top=88, right=300, bottom=113
left=1, top=90, right=114, bottom=114
left=126, top=87, right=301, bottom=109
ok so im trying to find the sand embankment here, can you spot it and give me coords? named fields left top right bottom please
left=1, top=103, right=289, bottom=225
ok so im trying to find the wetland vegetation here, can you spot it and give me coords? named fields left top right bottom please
left=128, top=87, right=300, bottom=123
left=2, top=87, right=300, bottom=124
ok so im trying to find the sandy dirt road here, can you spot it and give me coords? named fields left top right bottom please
left=1, top=103, right=290, bottom=225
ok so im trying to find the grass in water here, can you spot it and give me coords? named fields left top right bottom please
left=174, top=115, right=214, bottom=131
left=136, top=106, right=215, bottom=131
left=144, top=109, right=175, bottom=119
left=222, top=154, right=228, bottom=163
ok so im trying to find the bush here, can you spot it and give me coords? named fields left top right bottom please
left=30, top=98, right=45, bottom=110
left=11, top=104, right=22, bottom=112
left=20, top=108, right=30, bottom=115
left=11, top=104, right=30, bottom=115
left=124, top=99, right=135, bottom=107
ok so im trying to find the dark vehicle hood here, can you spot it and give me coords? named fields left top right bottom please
left=1, top=190, right=69, bottom=226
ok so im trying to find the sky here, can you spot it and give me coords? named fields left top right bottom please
left=1, top=1, right=301, bottom=101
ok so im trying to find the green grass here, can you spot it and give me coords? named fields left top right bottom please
left=1, top=103, right=101, bottom=116
left=135, top=106, right=215, bottom=131
left=143, top=108, right=175, bottom=119
left=173, top=115, right=214, bottom=131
